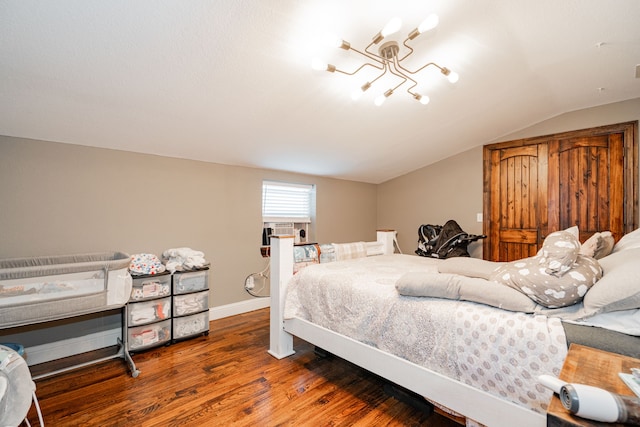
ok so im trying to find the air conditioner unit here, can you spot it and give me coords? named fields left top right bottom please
left=267, top=222, right=295, bottom=236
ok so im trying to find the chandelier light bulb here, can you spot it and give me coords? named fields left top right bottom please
left=322, top=33, right=344, bottom=49
left=381, top=17, right=402, bottom=37
left=418, top=14, right=439, bottom=33
left=374, top=89, right=393, bottom=106
left=312, top=58, right=336, bottom=72
left=416, top=94, right=430, bottom=105
left=441, top=67, right=459, bottom=83
left=352, top=81, right=372, bottom=100
left=311, top=58, right=327, bottom=71
left=336, top=39, right=351, bottom=50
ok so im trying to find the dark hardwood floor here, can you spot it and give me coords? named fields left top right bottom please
left=25, top=308, right=461, bottom=426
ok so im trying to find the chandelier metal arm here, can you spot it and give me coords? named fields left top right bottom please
left=364, top=41, right=391, bottom=63
left=369, top=65, right=389, bottom=86
left=398, top=38, right=415, bottom=62
left=404, top=80, right=420, bottom=98
left=396, top=61, right=442, bottom=76
left=347, top=45, right=386, bottom=68
left=330, top=44, right=385, bottom=76
left=387, top=60, right=410, bottom=92
left=333, top=60, right=383, bottom=76
left=391, top=57, right=418, bottom=94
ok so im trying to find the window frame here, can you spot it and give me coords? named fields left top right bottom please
left=262, top=180, right=314, bottom=224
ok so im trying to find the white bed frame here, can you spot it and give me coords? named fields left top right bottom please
left=268, top=232, right=546, bottom=427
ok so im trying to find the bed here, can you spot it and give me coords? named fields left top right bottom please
left=268, top=230, right=640, bottom=427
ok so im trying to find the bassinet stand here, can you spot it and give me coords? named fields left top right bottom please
left=268, top=231, right=546, bottom=427
left=29, top=306, right=138, bottom=380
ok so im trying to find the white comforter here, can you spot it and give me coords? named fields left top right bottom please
left=284, top=254, right=568, bottom=414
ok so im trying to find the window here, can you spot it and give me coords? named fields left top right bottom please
left=262, top=180, right=314, bottom=223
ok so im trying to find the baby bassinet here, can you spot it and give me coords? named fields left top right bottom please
left=0, top=252, right=132, bottom=329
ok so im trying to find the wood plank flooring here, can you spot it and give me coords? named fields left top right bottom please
left=25, top=308, right=461, bottom=426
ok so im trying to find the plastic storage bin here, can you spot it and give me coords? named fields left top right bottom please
left=127, top=296, right=171, bottom=326
left=172, top=270, right=208, bottom=295
left=130, top=273, right=171, bottom=301
left=173, top=290, right=208, bottom=317
left=172, top=311, right=209, bottom=340
left=127, top=319, right=171, bottom=351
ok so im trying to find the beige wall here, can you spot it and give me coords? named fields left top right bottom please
left=377, top=98, right=640, bottom=257
left=377, top=146, right=485, bottom=257
left=493, top=98, right=640, bottom=144
left=0, top=136, right=378, bottom=308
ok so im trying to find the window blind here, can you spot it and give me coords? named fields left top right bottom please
left=262, top=181, right=313, bottom=223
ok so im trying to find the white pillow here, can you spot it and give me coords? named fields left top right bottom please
left=583, top=247, right=640, bottom=314
left=567, top=308, right=640, bottom=336
left=612, top=227, right=640, bottom=253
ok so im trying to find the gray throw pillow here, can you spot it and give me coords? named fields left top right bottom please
left=580, top=231, right=615, bottom=260
left=490, top=232, right=602, bottom=309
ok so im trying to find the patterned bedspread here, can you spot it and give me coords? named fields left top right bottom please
left=284, top=254, right=568, bottom=415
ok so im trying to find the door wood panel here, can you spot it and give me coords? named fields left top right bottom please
left=483, top=121, right=637, bottom=262
left=487, top=145, right=546, bottom=261
left=550, top=134, right=625, bottom=241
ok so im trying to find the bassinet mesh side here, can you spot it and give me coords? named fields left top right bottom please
left=0, top=252, right=130, bottom=280
left=0, top=293, right=108, bottom=329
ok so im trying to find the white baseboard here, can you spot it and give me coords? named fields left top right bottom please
left=24, top=298, right=270, bottom=366
left=209, top=297, right=270, bottom=320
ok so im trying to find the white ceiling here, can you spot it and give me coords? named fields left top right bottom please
left=1, top=1, right=639, bottom=183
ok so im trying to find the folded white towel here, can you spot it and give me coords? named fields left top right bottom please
left=162, top=247, right=209, bottom=273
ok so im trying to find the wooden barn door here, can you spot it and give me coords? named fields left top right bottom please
left=485, top=144, right=548, bottom=261
left=548, top=134, right=625, bottom=242
left=483, top=121, right=637, bottom=262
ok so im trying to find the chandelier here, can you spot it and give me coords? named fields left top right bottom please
left=311, top=15, right=458, bottom=106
